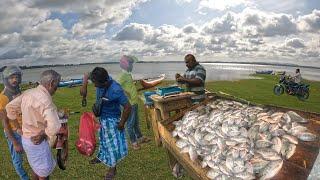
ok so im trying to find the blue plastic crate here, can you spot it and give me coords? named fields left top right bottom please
left=156, top=85, right=183, bottom=96
left=144, top=91, right=157, bottom=105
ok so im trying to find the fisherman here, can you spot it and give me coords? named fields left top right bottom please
left=6, top=70, right=63, bottom=180
left=81, top=67, right=131, bottom=179
left=118, top=55, right=151, bottom=150
left=173, top=54, right=207, bottom=178
left=176, top=54, right=206, bottom=104
left=0, top=66, right=29, bottom=180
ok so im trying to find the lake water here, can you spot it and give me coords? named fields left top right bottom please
left=4, top=62, right=320, bottom=83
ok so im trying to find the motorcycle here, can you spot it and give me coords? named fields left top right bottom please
left=56, top=109, right=79, bottom=170
left=273, top=75, right=310, bottom=101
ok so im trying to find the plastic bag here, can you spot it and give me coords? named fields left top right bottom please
left=75, top=112, right=100, bottom=156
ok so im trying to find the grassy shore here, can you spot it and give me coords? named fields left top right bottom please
left=0, top=74, right=319, bottom=179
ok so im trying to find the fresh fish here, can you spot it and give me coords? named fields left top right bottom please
left=280, top=140, right=290, bottom=157
left=259, top=160, right=283, bottom=180
left=271, top=112, right=284, bottom=119
left=176, top=139, right=188, bottom=148
left=252, top=159, right=269, bottom=173
left=189, top=146, right=198, bottom=161
left=172, top=130, right=178, bottom=137
left=282, top=113, right=292, bottom=124
left=289, top=126, right=308, bottom=136
left=218, top=162, right=233, bottom=176
left=297, top=132, right=317, bottom=141
left=256, top=148, right=282, bottom=161
left=204, top=133, right=216, bottom=142
left=259, top=121, right=270, bottom=132
left=180, top=145, right=190, bottom=153
left=271, top=137, right=282, bottom=154
left=282, top=134, right=299, bottom=144
left=285, top=143, right=296, bottom=159
left=287, top=111, right=309, bottom=123
left=207, top=169, right=221, bottom=179
left=257, top=112, right=269, bottom=118
left=235, top=171, right=255, bottom=180
left=256, top=140, right=273, bottom=148
left=271, top=129, right=286, bottom=137
left=269, top=124, right=279, bottom=132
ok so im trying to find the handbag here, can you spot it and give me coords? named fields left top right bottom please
left=92, top=89, right=107, bottom=117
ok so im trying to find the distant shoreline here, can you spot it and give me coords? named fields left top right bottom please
left=1, top=61, right=320, bottom=72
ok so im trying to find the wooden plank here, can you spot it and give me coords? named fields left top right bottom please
left=286, top=141, right=319, bottom=170
left=158, top=122, right=210, bottom=180
left=272, top=161, right=309, bottom=180
left=150, top=109, right=162, bottom=146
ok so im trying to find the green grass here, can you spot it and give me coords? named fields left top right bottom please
left=0, top=74, right=319, bottom=179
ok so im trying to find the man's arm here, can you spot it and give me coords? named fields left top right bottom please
left=80, top=73, right=89, bottom=97
left=118, top=103, right=131, bottom=130
left=4, top=95, right=24, bottom=152
left=177, top=67, right=205, bottom=87
left=5, top=95, right=22, bottom=121
left=0, top=110, right=23, bottom=152
left=43, top=106, right=61, bottom=138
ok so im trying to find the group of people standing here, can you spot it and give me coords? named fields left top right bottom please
left=0, top=54, right=206, bottom=180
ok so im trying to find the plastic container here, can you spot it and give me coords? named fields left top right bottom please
left=144, top=91, right=157, bottom=105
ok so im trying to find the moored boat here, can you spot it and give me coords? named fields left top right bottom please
left=58, top=79, right=83, bottom=87
left=140, top=74, right=165, bottom=89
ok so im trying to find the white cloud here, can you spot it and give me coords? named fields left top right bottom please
left=285, top=38, right=305, bottom=48
left=202, top=12, right=237, bottom=35
left=239, top=8, right=298, bottom=37
left=298, top=9, right=320, bottom=32
left=0, top=0, right=49, bottom=34
left=21, top=19, right=66, bottom=42
left=113, top=23, right=154, bottom=41
left=198, top=0, right=250, bottom=11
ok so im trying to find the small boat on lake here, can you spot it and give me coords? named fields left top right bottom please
left=58, top=79, right=83, bottom=87
left=139, top=74, right=165, bottom=89
left=255, top=70, right=273, bottom=74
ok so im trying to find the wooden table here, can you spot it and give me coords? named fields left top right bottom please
left=146, top=92, right=194, bottom=146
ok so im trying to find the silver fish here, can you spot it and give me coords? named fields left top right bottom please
left=271, top=129, right=286, bottom=137
left=189, top=146, right=198, bottom=161
left=297, top=132, right=317, bottom=141
left=287, top=111, right=309, bottom=123
left=289, top=126, right=308, bottom=136
left=207, top=169, right=221, bottom=179
left=285, top=143, right=296, bottom=159
left=259, top=160, right=283, bottom=180
left=256, top=140, right=273, bottom=148
left=252, top=159, right=269, bottom=173
left=235, top=171, right=255, bottom=180
left=282, top=134, right=299, bottom=144
left=256, top=148, right=282, bottom=161
left=176, top=139, right=188, bottom=148
left=218, top=162, right=233, bottom=176
left=271, top=137, right=282, bottom=154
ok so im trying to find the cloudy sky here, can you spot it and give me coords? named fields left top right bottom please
left=0, top=0, right=319, bottom=66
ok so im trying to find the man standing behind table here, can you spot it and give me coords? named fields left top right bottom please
left=0, top=66, right=29, bottom=180
left=6, top=70, right=63, bottom=180
left=176, top=54, right=207, bottom=104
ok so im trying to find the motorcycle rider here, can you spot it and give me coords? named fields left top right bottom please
left=288, top=69, right=302, bottom=94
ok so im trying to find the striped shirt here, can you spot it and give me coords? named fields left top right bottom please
left=184, top=63, right=206, bottom=103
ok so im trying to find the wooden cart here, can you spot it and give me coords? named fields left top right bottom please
left=148, top=93, right=320, bottom=180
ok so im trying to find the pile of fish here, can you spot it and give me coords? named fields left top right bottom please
left=172, top=99, right=317, bottom=180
